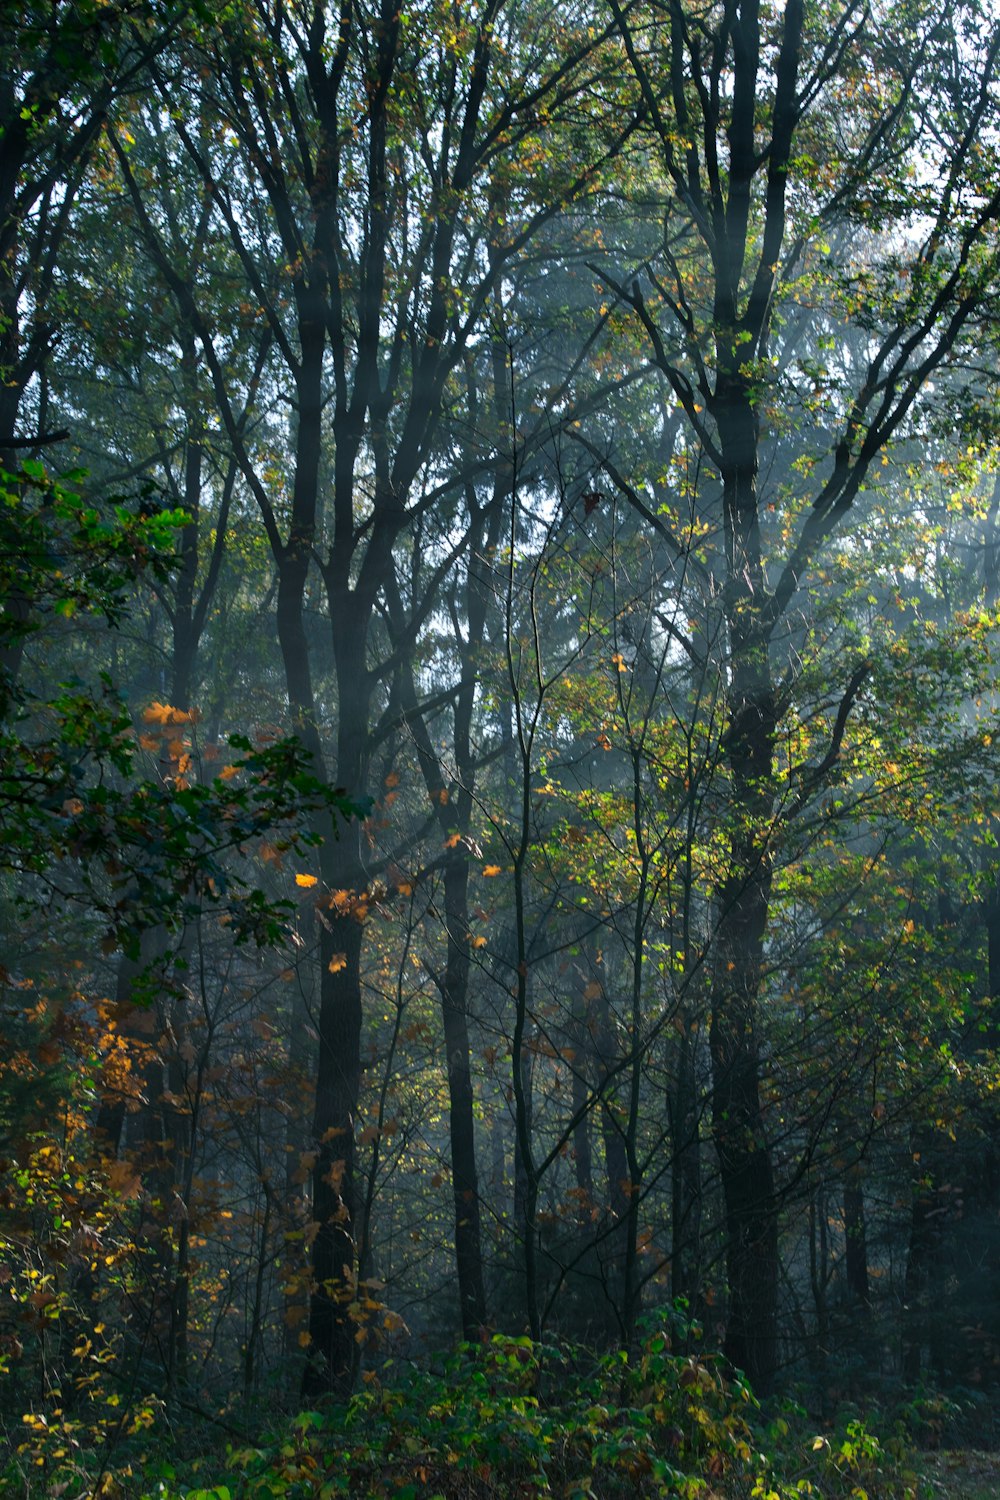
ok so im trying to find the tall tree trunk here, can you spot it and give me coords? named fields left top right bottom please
left=843, top=1161, right=871, bottom=1313
left=809, top=1182, right=829, bottom=1378
left=282, top=950, right=315, bottom=1381
left=302, top=608, right=370, bottom=1398
left=306, top=898, right=364, bottom=1397
left=571, top=983, right=594, bottom=1213
left=668, top=1018, right=702, bottom=1315
left=441, top=858, right=487, bottom=1336
left=710, top=374, right=779, bottom=1394
left=512, top=1030, right=538, bottom=1334
left=902, top=1163, right=937, bottom=1385
left=595, top=986, right=630, bottom=1322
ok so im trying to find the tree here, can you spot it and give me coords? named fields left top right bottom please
left=604, top=0, right=1000, bottom=1391
left=108, top=0, right=639, bottom=1394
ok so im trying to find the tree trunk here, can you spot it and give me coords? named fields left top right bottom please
left=305, top=903, right=364, bottom=1398
left=669, top=1018, right=702, bottom=1316
left=571, top=983, right=594, bottom=1212
left=843, top=1162, right=871, bottom=1313
left=710, top=372, right=779, bottom=1394
left=595, top=987, right=630, bottom=1324
left=441, top=858, right=488, bottom=1337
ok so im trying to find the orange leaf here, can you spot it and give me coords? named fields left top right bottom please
left=295, top=873, right=318, bottom=888
left=482, top=864, right=502, bottom=877
left=218, top=763, right=239, bottom=781
left=142, top=700, right=173, bottom=725
left=444, top=833, right=462, bottom=849
left=328, top=953, right=347, bottom=973
left=384, top=771, right=400, bottom=788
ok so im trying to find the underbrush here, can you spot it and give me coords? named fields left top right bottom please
left=1, top=1330, right=925, bottom=1499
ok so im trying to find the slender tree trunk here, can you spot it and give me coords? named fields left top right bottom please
left=809, top=1183, right=829, bottom=1377
left=594, top=986, right=630, bottom=1321
left=669, top=1019, right=702, bottom=1314
left=512, top=1030, right=538, bottom=1333
left=571, top=984, right=594, bottom=1212
left=282, top=952, right=314, bottom=1380
left=441, top=858, right=487, bottom=1336
left=843, top=1162, right=871, bottom=1313
left=902, top=1170, right=934, bottom=1385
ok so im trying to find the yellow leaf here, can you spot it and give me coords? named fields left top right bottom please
left=471, top=935, right=487, bottom=949
left=328, top=953, right=347, bottom=973
left=482, top=864, right=502, bottom=877
left=612, top=652, right=627, bottom=671
left=295, top=873, right=318, bottom=888
left=142, top=700, right=195, bottom=725
left=142, top=700, right=173, bottom=725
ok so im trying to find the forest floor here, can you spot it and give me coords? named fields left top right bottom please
left=918, top=1449, right=1000, bottom=1498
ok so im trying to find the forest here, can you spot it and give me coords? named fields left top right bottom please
left=4, top=0, right=1000, bottom=1495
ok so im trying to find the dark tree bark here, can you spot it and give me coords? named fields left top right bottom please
left=668, top=1018, right=702, bottom=1314
left=843, top=1162, right=871, bottom=1313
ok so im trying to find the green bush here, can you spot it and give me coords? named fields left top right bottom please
left=8, top=1329, right=917, bottom=1500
